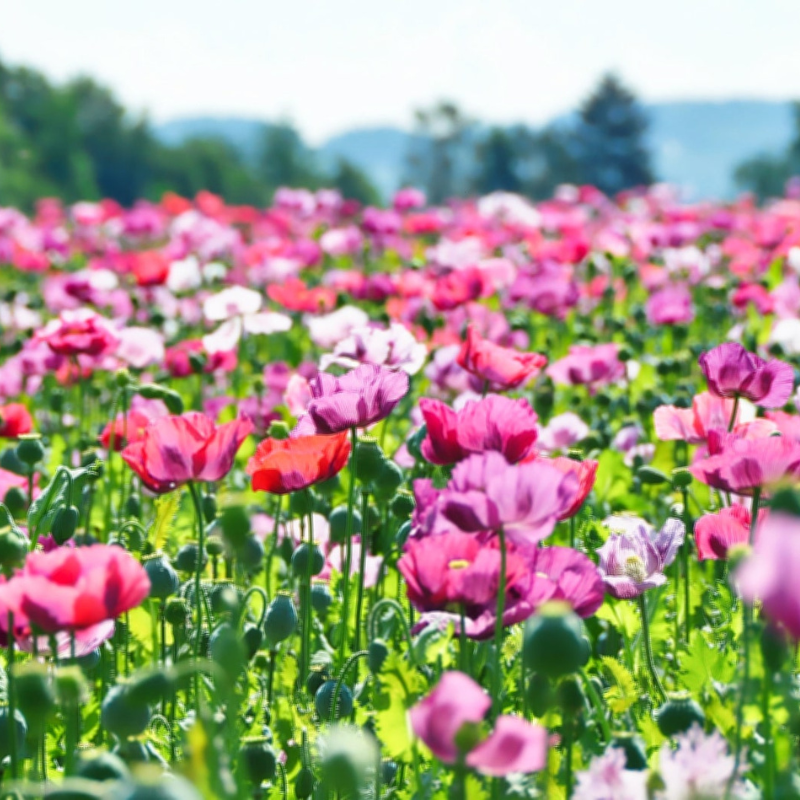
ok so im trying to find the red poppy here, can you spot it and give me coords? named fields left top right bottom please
left=0, top=403, right=33, bottom=438
left=457, top=325, right=546, bottom=391
left=99, top=409, right=159, bottom=451
left=121, top=412, right=253, bottom=494
left=246, top=432, right=351, bottom=494
left=267, top=278, right=337, bottom=314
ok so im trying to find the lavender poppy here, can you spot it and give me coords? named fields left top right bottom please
left=297, top=364, right=409, bottom=434
left=437, top=452, right=579, bottom=546
left=596, top=517, right=685, bottom=599
left=698, top=342, right=794, bottom=408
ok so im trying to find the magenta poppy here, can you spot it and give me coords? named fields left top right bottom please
left=695, top=504, right=765, bottom=561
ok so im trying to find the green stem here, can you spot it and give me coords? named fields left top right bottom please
left=367, top=598, right=418, bottom=667
left=580, top=669, right=612, bottom=742
left=459, top=604, right=468, bottom=674
left=330, top=651, right=368, bottom=723
left=492, top=527, right=507, bottom=717
left=564, top=716, right=574, bottom=800
left=188, top=481, right=206, bottom=715
left=638, top=595, right=666, bottom=704
left=353, top=490, right=369, bottom=654
left=761, top=667, right=774, bottom=800
left=301, top=502, right=314, bottom=689
left=681, top=487, right=692, bottom=647
left=727, top=395, right=740, bottom=433
left=6, top=611, right=18, bottom=781
left=339, top=428, right=359, bottom=664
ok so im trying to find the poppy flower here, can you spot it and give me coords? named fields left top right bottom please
left=246, top=432, right=351, bottom=494
left=121, top=411, right=253, bottom=493
left=99, top=404, right=166, bottom=451
left=419, top=396, right=538, bottom=466
left=0, top=403, right=33, bottom=438
left=409, top=671, right=547, bottom=775
left=654, top=391, right=749, bottom=444
left=645, top=284, right=694, bottom=326
left=698, top=342, right=794, bottom=408
left=297, top=364, right=409, bottom=434
left=694, top=504, right=766, bottom=560
left=546, top=343, right=625, bottom=389
left=0, top=545, right=150, bottom=635
left=689, top=431, right=800, bottom=496
left=457, top=325, right=546, bottom=391
left=35, top=309, right=119, bottom=357
left=596, top=517, right=685, bottom=599
left=544, top=456, right=598, bottom=520
left=737, top=512, right=800, bottom=639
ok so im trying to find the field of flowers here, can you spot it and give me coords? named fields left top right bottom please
left=0, top=182, right=799, bottom=799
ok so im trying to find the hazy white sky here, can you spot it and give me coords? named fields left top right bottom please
left=3, top=0, right=799, bottom=144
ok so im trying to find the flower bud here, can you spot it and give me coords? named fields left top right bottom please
left=315, top=680, right=354, bottom=720
left=55, top=666, right=89, bottom=708
left=355, top=437, right=386, bottom=482
left=136, top=384, right=184, bottom=415
left=292, top=542, right=325, bottom=577
left=237, top=533, right=265, bottom=575
left=318, top=724, right=378, bottom=796
left=294, top=766, right=315, bottom=799
left=406, top=425, right=427, bottom=462
left=289, top=491, right=314, bottom=518
left=219, top=506, right=251, bottom=550
left=390, top=491, right=415, bottom=519
left=266, top=420, right=291, bottom=440
left=201, top=493, right=217, bottom=523
left=306, top=667, right=330, bottom=696
left=242, top=623, right=264, bottom=661
left=637, top=466, right=671, bottom=486
left=0, top=530, right=28, bottom=569
left=556, top=676, right=586, bottom=715
left=655, top=692, right=705, bottom=737
left=143, top=554, right=180, bottom=600
left=523, top=602, right=588, bottom=679
left=525, top=673, right=554, bottom=717
left=101, top=685, right=151, bottom=740
left=175, top=541, right=207, bottom=573
left=240, top=737, right=277, bottom=785
left=610, top=733, right=648, bottom=770
left=164, top=597, right=189, bottom=628
left=671, top=468, right=693, bottom=489
left=264, top=592, right=298, bottom=646
left=329, top=506, right=361, bottom=544
left=368, top=639, right=389, bottom=674
left=4, top=486, right=27, bottom=518
left=371, top=461, right=404, bottom=501
left=14, top=662, right=55, bottom=732
left=16, top=434, right=45, bottom=466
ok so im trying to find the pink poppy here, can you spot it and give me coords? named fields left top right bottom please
left=457, top=325, right=546, bottom=391
left=694, top=504, right=766, bottom=560
left=645, top=284, right=694, bottom=325
left=546, top=343, right=625, bottom=389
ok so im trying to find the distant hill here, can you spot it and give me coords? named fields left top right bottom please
left=155, top=100, right=796, bottom=201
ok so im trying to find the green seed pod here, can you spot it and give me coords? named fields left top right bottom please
left=655, top=693, right=705, bottom=737
left=143, top=554, right=180, bottom=600
left=610, top=733, right=648, bottom=770
left=209, top=624, right=245, bottom=676
left=761, top=624, right=790, bottom=672
left=329, top=506, right=361, bottom=544
left=289, top=490, right=314, bottom=517
left=240, top=737, right=277, bottom=785
left=306, top=667, right=330, bottom=696
left=264, top=592, right=298, bottom=646
left=318, top=724, right=378, bottom=797
left=523, top=602, right=588, bottom=680
left=294, top=766, right=315, bottom=799
left=54, top=666, right=89, bottom=708
left=50, top=505, right=79, bottom=546
left=127, top=668, right=175, bottom=706
left=390, top=491, right=415, bottom=519
left=355, top=437, right=386, bottom=482
left=368, top=639, right=389, bottom=675
left=15, top=434, right=45, bottom=466
left=0, top=530, right=27, bottom=569
left=14, top=662, right=55, bottom=732
left=50, top=388, right=65, bottom=413
left=371, top=460, right=404, bottom=501
left=557, top=676, right=587, bottom=715
left=164, top=598, right=189, bottom=628
left=637, top=466, right=671, bottom=486
left=175, top=541, right=207, bottom=573
left=242, top=623, right=264, bottom=661
left=100, top=685, right=151, bottom=740
left=76, top=750, right=131, bottom=783
left=206, top=534, right=225, bottom=558
left=525, top=673, right=554, bottom=718
left=4, top=486, right=27, bottom=518
left=310, top=582, right=333, bottom=615
left=219, top=505, right=251, bottom=550
left=237, top=533, right=265, bottom=575
left=671, top=468, right=693, bottom=488
left=209, top=582, right=240, bottom=616
left=291, top=542, right=325, bottom=577
left=315, top=680, right=354, bottom=720
left=201, top=493, right=217, bottom=523
left=266, top=420, right=291, bottom=440
left=0, top=447, right=27, bottom=476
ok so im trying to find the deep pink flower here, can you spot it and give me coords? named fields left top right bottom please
left=419, top=396, right=538, bottom=465
left=689, top=431, right=800, bottom=496
left=457, top=325, right=546, bottom=391
left=698, top=342, right=794, bottom=408
left=410, top=672, right=547, bottom=775
left=654, top=391, right=742, bottom=444
left=0, top=545, right=150, bottom=635
left=737, top=512, right=800, bottom=639
left=533, top=546, right=604, bottom=618
left=544, top=457, right=598, bottom=520
left=546, top=343, right=625, bottom=389
left=297, top=364, right=409, bottom=434
left=121, top=412, right=253, bottom=493
left=694, top=504, right=765, bottom=560
left=645, top=284, right=694, bottom=325
left=437, top=452, right=579, bottom=546
left=35, top=309, right=119, bottom=357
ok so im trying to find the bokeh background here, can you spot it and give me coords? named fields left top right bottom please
left=2, top=0, right=799, bottom=208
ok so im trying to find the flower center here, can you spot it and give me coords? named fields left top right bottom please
left=448, top=559, right=470, bottom=570
left=623, top=554, right=648, bottom=584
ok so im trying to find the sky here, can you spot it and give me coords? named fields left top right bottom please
left=3, top=0, right=800, bottom=144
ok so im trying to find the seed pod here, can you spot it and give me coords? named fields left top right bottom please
left=655, top=693, right=705, bottom=737
left=144, top=554, right=180, bottom=600
left=315, top=680, right=354, bottom=720
left=240, top=737, right=277, bottom=785
left=101, top=685, right=151, bottom=740
left=263, top=592, right=298, bottom=646
left=368, top=639, right=389, bottom=675
left=291, top=542, right=325, bottom=577
left=523, top=602, right=588, bottom=679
